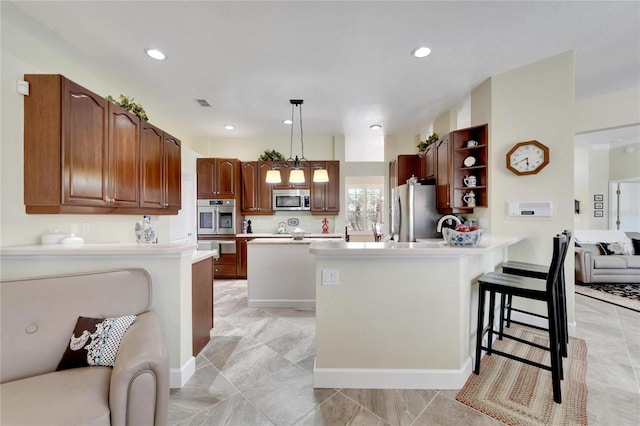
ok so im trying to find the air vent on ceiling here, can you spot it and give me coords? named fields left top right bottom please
left=195, top=99, right=211, bottom=107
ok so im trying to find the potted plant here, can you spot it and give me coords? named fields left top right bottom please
left=258, top=149, right=285, bottom=161
left=106, top=94, right=149, bottom=121
left=417, top=132, right=439, bottom=155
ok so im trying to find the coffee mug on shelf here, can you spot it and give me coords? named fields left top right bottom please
left=466, top=140, right=479, bottom=148
left=463, top=175, right=477, bottom=187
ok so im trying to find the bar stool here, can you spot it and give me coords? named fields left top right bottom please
left=474, top=234, right=566, bottom=404
left=500, top=230, right=571, bottom=357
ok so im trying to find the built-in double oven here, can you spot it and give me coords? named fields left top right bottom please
left=197, top=199, right=236, bottom=235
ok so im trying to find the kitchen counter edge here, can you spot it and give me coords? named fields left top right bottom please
left=309, top=234, right=525, bottom=257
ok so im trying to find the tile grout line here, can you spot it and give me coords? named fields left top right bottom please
left=614, top=305, right=640, bottom=392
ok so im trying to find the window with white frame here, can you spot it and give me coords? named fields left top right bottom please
left=345, top=177, right=384, bottom=233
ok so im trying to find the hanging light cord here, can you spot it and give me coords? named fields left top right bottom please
left=286, top=100, right=307, bottom=168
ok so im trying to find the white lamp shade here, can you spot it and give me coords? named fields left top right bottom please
left=313, top=169, right=329, bottom=183
left=265, top=169, right=282, bottom=183
left=289, top=169, right=306, bottom=184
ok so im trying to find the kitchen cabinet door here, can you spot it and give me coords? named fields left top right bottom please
left=62, top=78, right=110, bottom=207
left=163, top=133, right=182, bottom=211
left=139, top=122, right=164, bottom=209
left=216, top=158, right=238, bottom=197
left=197, top=158, right=239, bottom=199
left=192, top=257, right=213, bottom=355
left=107, top=103, right=140, bottom=208
left=420, top=144, right=436, bottom=181
left=311, top=161, right=340, bottom=215
left=236, top=238, right=251, bottom=279
left=436, top=135, right=452, bottom=212
left=241, top=162, right=273, bottom=214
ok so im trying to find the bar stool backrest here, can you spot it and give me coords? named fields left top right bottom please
left=546, top=234, right=568, bottom=294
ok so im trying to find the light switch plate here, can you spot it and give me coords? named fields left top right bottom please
left=322, top=269, right=339, bottom=286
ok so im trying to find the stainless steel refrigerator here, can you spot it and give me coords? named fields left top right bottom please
left=391, top=181, right=439, bottom=242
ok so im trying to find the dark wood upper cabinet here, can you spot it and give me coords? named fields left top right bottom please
left=197, top=158, right=240, bottom=199
left=163, top=133, right=182, bottom=211
left=310, top=161, right=340, bottom=215
left=107, top=103, right=140, bottom=208
left=240, top=161, right=273, bottom=214
left=435, top=135, right=452, bottom=212
left=24, top=74, right=181, bottom=214
left=139, top=122, right=164, bottom=209
left=420, top=144, right=436, bottom=182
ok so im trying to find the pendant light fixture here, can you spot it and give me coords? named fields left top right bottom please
left=266, top=99, right=328, bottom=184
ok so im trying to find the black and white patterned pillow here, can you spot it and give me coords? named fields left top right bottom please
left=57, top=315, right=136, bottom=371
left=598, top=242, right=625, bottom=255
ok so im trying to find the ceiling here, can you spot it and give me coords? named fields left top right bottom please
left=5, top=1, right=640, bottom=145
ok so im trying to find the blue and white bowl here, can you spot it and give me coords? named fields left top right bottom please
left=442, top=228, right=483, bottom=247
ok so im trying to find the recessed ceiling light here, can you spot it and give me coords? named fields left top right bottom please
left=411, top=46, right=431, bottom=58
left=370, top=124, right=382, bottom=130
left=145, top=48, right=166, bottom=60
left=283, top=119, right=293, bottom=125
left=224, top=125, right=235, bottom=130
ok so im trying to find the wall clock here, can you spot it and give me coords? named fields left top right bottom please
left=506, top=140, right=549, bottom=175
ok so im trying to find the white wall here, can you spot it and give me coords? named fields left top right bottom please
left=469, top=52, right=577, bottom=320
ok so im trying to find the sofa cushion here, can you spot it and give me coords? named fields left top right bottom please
left=593, top=256, right=629, bottom=269
left=58, top=315, right=136, bottom=371
left=0, top=367, right=111, bottom=426
left=627, top=256, right=640, bottom=269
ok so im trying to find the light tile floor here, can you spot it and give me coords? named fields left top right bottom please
left=169, top=280, right=640, bottom=425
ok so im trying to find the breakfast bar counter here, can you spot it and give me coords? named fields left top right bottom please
left=247, top=237, right=342, bottom=308
left=309, top=234, right=524, bottom=390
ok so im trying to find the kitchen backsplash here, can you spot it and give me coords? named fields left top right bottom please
left=243, top=212, right=340, bottom=234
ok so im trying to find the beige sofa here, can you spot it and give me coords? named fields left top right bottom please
left=1, top=269, right=169, bottom=426
left=575, top=230, right=640, bottom=284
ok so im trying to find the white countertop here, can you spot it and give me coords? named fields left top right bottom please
left=248, top=237, right=343, bottom=245
left=0, top=243, right=198, bottom=258
left=236, top=233, right=342, bottom=238
left=191, top=249, right=219, bottom=263
left=310, top=234, right=525, bottom=257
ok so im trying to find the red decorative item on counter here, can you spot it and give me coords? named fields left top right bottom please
left=322, top=217, right=329, bottom=234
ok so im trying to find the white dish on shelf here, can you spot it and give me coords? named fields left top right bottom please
left=463, top=156, right=476, bottom=167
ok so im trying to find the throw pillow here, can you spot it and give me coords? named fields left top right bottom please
left=633, top=238, right=640, bottom=255
left=57, top=315, right=136, bottom=371
left=597, top=242, right=625, bottom=255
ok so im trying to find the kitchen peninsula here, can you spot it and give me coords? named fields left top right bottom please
left=309, top=234, right=524, bottom=390
left=246, top=234, right=342, bottom=308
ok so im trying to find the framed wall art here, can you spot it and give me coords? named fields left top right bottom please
left=594, top=202, right=603, bottom=210
left=594, top=194, right=604, bottom=202
left=594, top=210, right=604, bottom=217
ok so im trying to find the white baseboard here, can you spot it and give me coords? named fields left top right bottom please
left=313, top=358, right=472, bottom=390
left=247, top=299, right=315, bottom=309
left=510, top=311, right=577, bottom=337
left=170, top=356, right=196, bottom=389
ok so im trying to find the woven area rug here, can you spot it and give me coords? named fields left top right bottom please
left=456, top=326, right=588, bottom=426
left=575, top=283, right=640, bottom=312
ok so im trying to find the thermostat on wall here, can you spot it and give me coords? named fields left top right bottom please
left=507, top=201, right=553, bottom=217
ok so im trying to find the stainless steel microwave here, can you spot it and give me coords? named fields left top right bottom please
left=273, top=189, right=310, bottom=211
